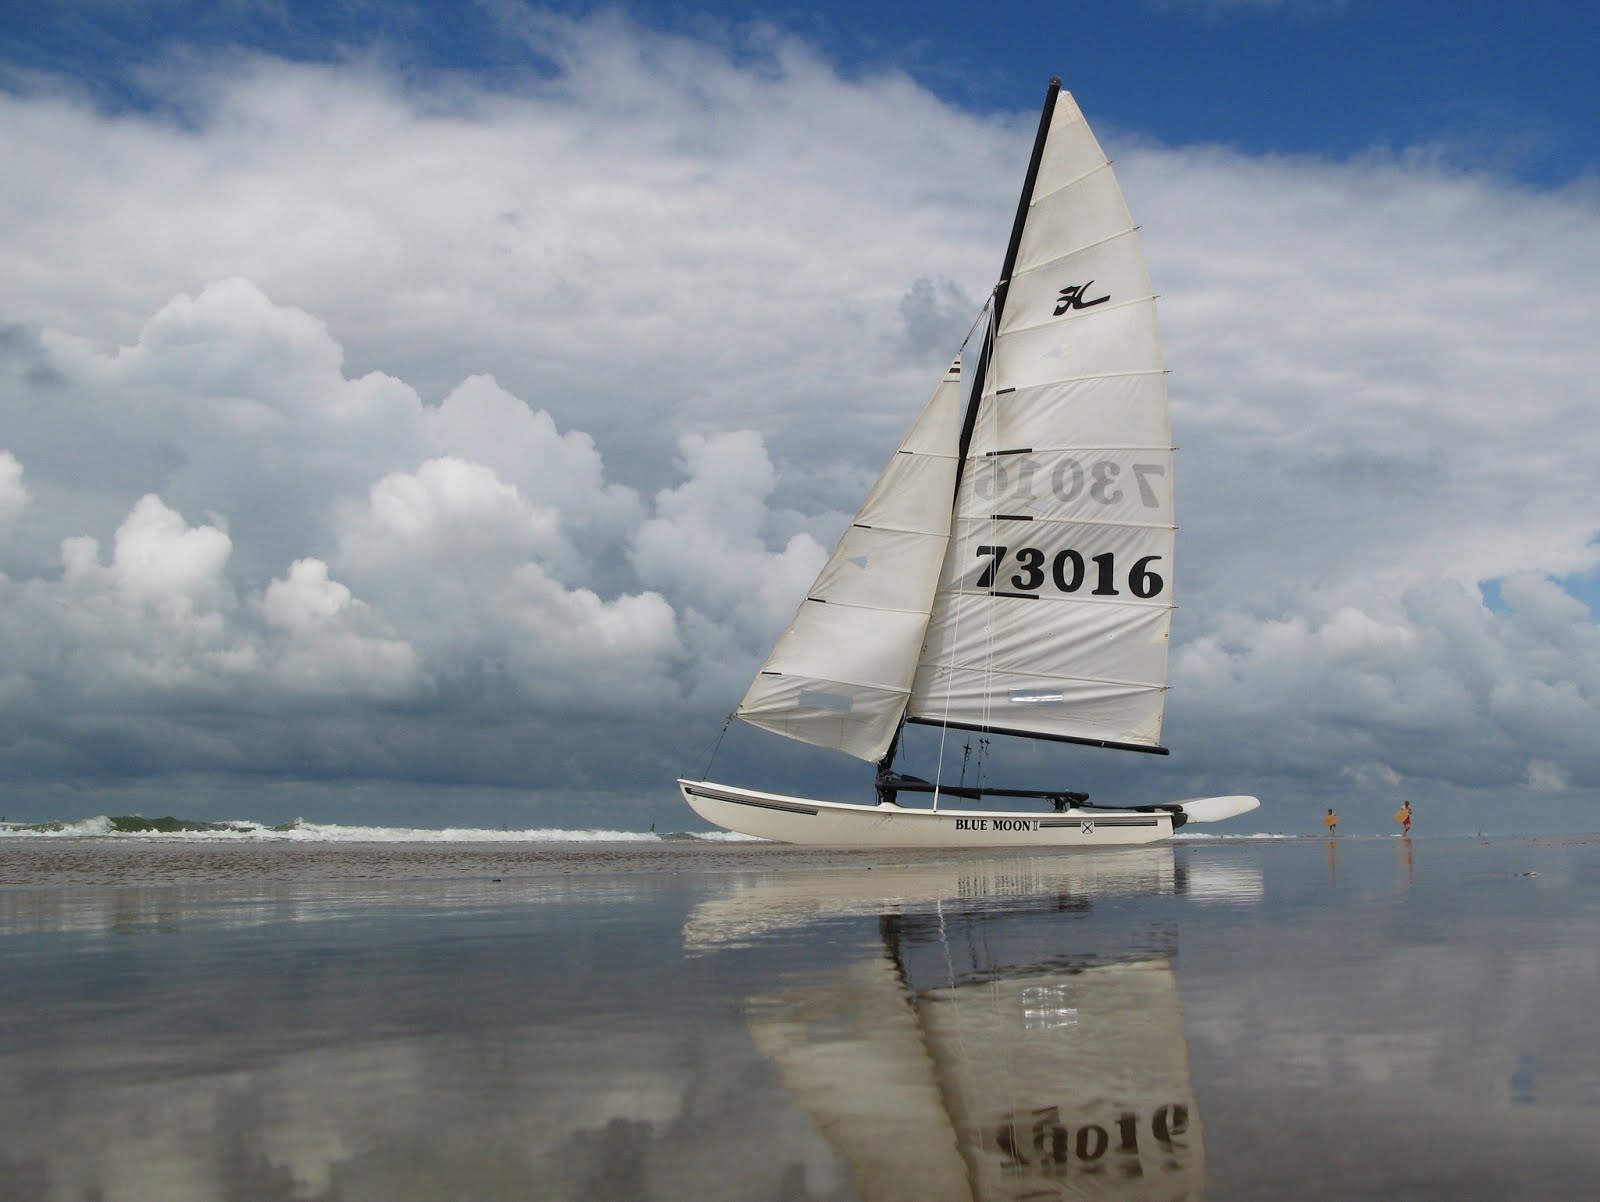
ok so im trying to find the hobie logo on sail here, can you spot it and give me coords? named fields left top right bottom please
left=1054, top=281, right=1110, bottom=314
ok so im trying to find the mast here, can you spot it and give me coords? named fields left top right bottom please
left=879, top=80, right=1063, bottom=790
left=950, top=77, right=1062, bottom=495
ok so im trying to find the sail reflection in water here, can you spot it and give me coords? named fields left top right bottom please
left=688, top=849, right=1204, bottom=1201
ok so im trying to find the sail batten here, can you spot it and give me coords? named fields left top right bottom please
left=904, top=716, right=1170, bottom=755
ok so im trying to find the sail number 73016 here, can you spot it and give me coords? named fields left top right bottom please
left=976, top=546, right=1165, bottom=598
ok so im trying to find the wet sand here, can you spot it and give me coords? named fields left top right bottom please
left=2, top=835, right=1598, bottom=1200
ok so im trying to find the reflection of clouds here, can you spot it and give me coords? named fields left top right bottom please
left=0, top=865, right=878, bottom=1201
left=1180, top=856, right=1265, bottom=904
left=0, top=876, right=656, bottom=938
left=1181, top=883, right=1600, bottom=1199
left=0, top=1020, right=851, bottom=1202
left=1188, top=937, right=1600, bottom=1099
left=1235, top=1031, right=1442, bottom=1088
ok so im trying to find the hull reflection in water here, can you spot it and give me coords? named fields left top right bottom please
left=683, top=847, right=1181, bottom=952
left=692, top=850, right=1205, bottom=1201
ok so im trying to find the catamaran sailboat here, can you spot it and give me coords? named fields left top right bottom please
left=679, top=80, right=1259, bottom=846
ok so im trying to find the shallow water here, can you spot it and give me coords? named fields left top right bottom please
left=1, top=835, right=1596, bottom=1200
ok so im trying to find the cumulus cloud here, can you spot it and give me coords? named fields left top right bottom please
left=0, top=267, right=767, bottom=807
left=1, top=14, right=1598, bottom=825
left=632, top=432, right=825, bottom=639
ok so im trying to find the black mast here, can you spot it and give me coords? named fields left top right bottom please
left=877, top=80, right=1064, bottom=800
left=882, top=79, right=1172, bottom=799
left=951, top=77, right=1061, bottom=492
left=910, top=76, right=1170, bottom=761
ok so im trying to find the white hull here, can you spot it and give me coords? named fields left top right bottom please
left=680, top=779, right=1258, bottom=847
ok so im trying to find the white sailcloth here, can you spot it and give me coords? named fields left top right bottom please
left=734, top=359, right=963, bottom=761
left=737, top=88, right=1172, bottom=762
left=908, top=91, right=1174, bottom=751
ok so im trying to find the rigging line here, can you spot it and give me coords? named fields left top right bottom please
left=940, top=77, right=1058, bottom=784
left=977, top=300, right=1002, bottom=750
left=956, top=294, right=991, bottom=351
left=696, top=712, right=734, bottom=780
left=934, top=897, right=982, bottom=1124
left=930, top=302, right=993, bottom=812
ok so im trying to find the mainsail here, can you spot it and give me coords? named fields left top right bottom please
left=735, top=82, right=1173, bottom=764
left=908, top=88, right=1174, bottom=753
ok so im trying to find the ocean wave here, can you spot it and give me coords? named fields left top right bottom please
left=0, top=816, right=759, bottom=842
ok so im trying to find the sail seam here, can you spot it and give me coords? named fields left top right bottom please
left=974, top=443, right=1173, bottom=452
left=796, top=597, right=944, bottom=617
left=740, top=676, right=911, bottom=700
left=999, top=369, right=1167, bottom=385
left=1029, top=158, right=1115, bottom=204
left=1000, top=294, right=1156, bottom=338
left=951, top=515, right=1176, bottom=533
left=1012, top=222, right=1140, bottom=269
left=914, top=663, right=1167, bottom=689
left=941, top=589, right=1171, bottom=609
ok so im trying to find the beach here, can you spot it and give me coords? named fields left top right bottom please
left=2, top=832, right=1598, bottom=1200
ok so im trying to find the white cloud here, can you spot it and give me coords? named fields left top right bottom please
left=0, top=450, right=26, bottom=526
left=1, top=15, right=1598, bottom=825
left=632, top=432, right=826, bottom=640
left=25, top=495, right=255, bottom=694
left=256, top=557, right=421, bottom=698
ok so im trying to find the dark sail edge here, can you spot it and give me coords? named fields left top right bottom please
left=951, top=77, right=1062, bottom=488
left=905, top=714, right=1171, bottom=756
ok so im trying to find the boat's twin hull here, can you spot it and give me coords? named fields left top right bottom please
left=680, top=779, right=1182, bottom=847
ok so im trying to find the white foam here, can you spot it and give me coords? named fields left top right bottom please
left=0, top=817, right=730, bottom=842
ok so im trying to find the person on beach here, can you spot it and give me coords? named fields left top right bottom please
left=1396, top=800, right=1412, bottom=835
left=1323, top=808, right=1338, bottom=834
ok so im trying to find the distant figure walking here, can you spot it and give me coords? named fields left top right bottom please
left=1322, top=808, right=1338, bottom=834
left=1396, top=800, right=1412, bottom=836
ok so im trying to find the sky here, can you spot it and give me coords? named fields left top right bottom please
left=1, top=1, right=1598, bottom=834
